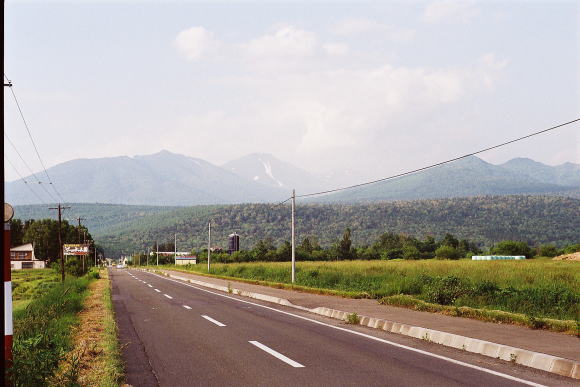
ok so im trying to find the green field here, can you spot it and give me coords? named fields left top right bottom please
left=162, top=259, right=579, bottom=325
left=10, top=271, right=98, bottom=386
left=11, top=269, right=60, bottom=313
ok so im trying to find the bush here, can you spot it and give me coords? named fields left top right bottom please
left=435, top=245, right=460, bottom=260
left=538, top=244, right=559, bottom=257
left=491, top=241, right=532, bottom=257
left=423, top=276, right=469, bottom=305
left=402, top=245, right=420, bottom=260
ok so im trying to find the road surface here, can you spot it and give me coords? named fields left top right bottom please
left=111, top=268, right=567, bottom=386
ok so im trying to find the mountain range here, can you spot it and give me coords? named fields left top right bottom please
left=5, top=150, right=579, bottom=205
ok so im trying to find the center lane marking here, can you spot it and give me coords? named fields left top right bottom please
left=139, top=271, right=543, bottom=386
left=201, top=315, right=226, bottom=327
left=249, top=341, right=304, bottom=368
left=154, top=289, right=161, bottom=292
left=164, top=294, right=173, bottom=299
left=148, top=284, right=153, bottom=288
left=183, top=305, right=192, bottom=310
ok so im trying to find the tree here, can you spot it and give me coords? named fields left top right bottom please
left=337, top=228, right=353, bottom=260
left=441, top=233, right=459, bottom=248
left=435, top=245, right=460, bottom=260
left=491, top=241, right=532, bottom=257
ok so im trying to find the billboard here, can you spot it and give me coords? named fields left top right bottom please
left=63, top=244, right=90, bottom=256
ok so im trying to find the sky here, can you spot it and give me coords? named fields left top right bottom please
left=4, top=0, right=580, bottom=185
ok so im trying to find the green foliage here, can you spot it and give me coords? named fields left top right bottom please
left=538, top=244, right=559, bottom=257
left=171, top=259, right=579, bottom=321
left=492, top=241, right=533, bottom=257
left=10, top=275, right=93, bottom=386
left=16, top=195, right=578, bottom=257
left=9, top=218, right=99, bottom=265
left=346, top=312, right=361, bottom=324
left=435, top=245, right=460, bottom=260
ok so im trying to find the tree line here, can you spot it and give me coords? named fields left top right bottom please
left=9, top=218, right=103, bottom=273
left=132, top=230, right=579, bottom=265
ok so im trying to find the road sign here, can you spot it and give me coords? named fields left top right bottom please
left=63, top=244, right=90, bottom=256
left=4, top=203, right=14, bottom=222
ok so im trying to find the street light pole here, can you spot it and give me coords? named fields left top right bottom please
left=291, top=189, right=296, bottom=283
left=207, top=221, right=211, bottom=273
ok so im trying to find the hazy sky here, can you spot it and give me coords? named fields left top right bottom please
left=4, top=0, right=580, bottom=184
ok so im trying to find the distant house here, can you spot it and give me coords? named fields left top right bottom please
left=10, top=243, right=46, bottom=270
left=176, top=255, right=197, bottom=265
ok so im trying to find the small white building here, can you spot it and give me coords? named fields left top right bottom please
left=175, top=255, right=197, bottom=265
left=10, top=243, right=46, bottom=270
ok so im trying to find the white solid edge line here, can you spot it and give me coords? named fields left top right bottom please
left=201, top=315, right=226, bottom=327
left=143, top=271, right=545, bottom=387
left=183, top=305, right=192, bottom=310
left=164, top=294, right=173, bottom=299
left=154, top=289, right=161, bottom=292
left=249, top=341, right=304, bottom=368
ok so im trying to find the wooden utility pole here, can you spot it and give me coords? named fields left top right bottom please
left=49, top=204, right=71, bottom=282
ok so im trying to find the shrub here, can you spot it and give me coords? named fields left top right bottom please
left=537, top=244, right=559, bottom=257
left=346, top=312, right=361, bottom=324
left=423, top=276, right=469, bottom=305
left=402, top=245, right=420, bottom=260
left=435, top=245, right=460, bottom=260
left=491, top=241, right=532, bottom=257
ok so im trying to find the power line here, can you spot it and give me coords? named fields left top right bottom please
left=4, top=73, right=66, bottom=203
left=5, top=132, right=58, bottom=203
left=4, top=156, right=48, bottom=205
left=296, top=118, right=580, bottom=198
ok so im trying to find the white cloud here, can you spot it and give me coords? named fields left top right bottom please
left=323, top=43, right=349, bottom=56
left=422, top=0, right=481, bottom=24
left=332, top=18, right=415, bottom=42
left=241, top=26, right=317, bottom=58
left=174, top=26, right=220, bottom=61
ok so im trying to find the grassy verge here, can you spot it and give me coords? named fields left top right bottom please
left=10, top=272, right=96, bottom=386
left=51, top=269, right=124, bottom=386
left=101, top=269, right=125, bottom=386
left=149, top=259, right=579, bottom=334
left=12, top=269, right=60, bottom=312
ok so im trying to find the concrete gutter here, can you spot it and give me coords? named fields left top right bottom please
left=145, top=269, right=579, bottom=380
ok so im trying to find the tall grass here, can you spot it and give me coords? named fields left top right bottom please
left=9, top=272, right=97, bottom=386
left=167, top=259, right=579, bottom=321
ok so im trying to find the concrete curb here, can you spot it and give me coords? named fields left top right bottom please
left=146, top=269, right=579, bottom=379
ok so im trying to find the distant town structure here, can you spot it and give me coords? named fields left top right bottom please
left=228, top=233, right=240, bottom=254
left=150, top=251, right=191, bottom=257
left=10, top=243, right=46, bottom=270
left=175, top=255, right=197, bottom=265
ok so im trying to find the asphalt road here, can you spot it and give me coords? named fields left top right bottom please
left=111, top=268, right=556, bottom=387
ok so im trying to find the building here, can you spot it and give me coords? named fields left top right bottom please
left=10, top=243, right=46, bottom=270
left=228, top=233, right=240, bottom=254
left=175, top=255, right=197, bottom=265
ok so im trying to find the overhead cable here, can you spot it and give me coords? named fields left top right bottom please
left=296, top=118, right=580, bottom=198
left=5, top=156, right=48, bottom=205
left=5, top=133, right=58, bottom=203
left=5, top=73, right=66, bottom=203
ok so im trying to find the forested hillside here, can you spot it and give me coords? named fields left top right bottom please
left=71, top=195, right=579, bottom=257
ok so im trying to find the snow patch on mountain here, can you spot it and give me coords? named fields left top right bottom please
left=259, top=158, right=284, bottom=187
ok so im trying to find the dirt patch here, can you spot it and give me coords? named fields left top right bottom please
left=51, top=272, right=116, bottom=386
left=553, top=252, right=580, bottom=261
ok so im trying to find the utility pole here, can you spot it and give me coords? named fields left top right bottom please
left=156, top=241, right=159, bottom=266
left=174, top=233, right=177, bottom=265
left=76, top=216, right=86, bottom=273
left=49, top=204, right=71, bottom=282
left=76, top=216, right=86, bottom=243
left=291, top=189, right=296, bottom=283
left=207, top=221, right=211, bottom=272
